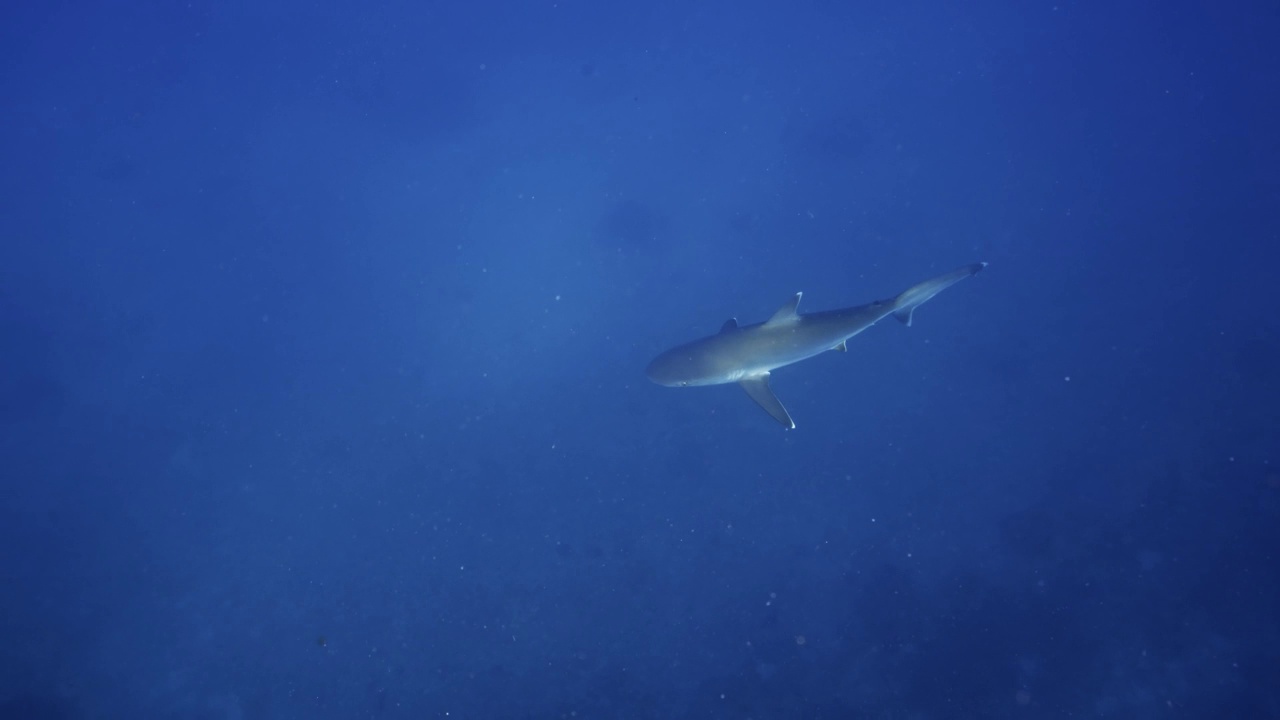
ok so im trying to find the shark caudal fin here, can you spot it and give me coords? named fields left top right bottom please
left=891, top=262, right=986, bottom=327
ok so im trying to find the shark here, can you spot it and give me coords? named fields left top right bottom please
left=645, top=263, right=986, bottom=429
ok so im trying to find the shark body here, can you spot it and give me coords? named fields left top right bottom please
left=645, top=263, right=986, bottom=428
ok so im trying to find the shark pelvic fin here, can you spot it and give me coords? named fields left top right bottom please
left=765, top=292, right=802, bottom=327
left=833, top=340, right=848, bottom=352
left=720, top=318, right=738, bottom=333
left=739, top=373, right=795, bottom=429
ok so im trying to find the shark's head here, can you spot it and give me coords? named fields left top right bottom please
left=646, top=343, right=731, bottom=387
left=646, top=351, right=691, bottom=387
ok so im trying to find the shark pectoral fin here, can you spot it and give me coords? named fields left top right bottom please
left=739, top=374, right=795, bottom=429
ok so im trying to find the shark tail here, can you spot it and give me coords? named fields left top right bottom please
left=891, top=262, right=986, bottom=327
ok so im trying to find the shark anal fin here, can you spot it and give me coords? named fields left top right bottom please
left=833, top=340, right=848, bottom=352
left=739, top=373, right=795, bottom=429
left=720, top=318, right=738, bottom=333
left=765, top=292, right=802, bottom=327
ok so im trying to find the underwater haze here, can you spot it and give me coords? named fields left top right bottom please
left=2, top=0, right=1278, bottom=717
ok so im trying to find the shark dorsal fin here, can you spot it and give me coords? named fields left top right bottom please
left=720, top=318, right=738, bottom=333
left=765, top=292, right=802, bottom=327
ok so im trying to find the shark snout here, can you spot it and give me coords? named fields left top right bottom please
left=645, top=355, right=683, bottom=386
left=645, top=350, right=699, bottom=387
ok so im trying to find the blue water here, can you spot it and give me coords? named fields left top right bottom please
left=3, top=1, right=1278, bottom=717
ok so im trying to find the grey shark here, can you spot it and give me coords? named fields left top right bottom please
left=646, top=263, right=986, bottom=429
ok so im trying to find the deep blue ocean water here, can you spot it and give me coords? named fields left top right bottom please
left=2, top=1, right=1278, bottom=717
